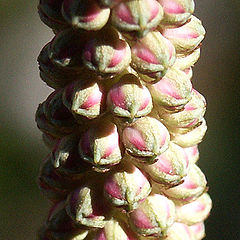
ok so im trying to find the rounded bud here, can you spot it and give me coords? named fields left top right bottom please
left=122, top=117, right=170, bottom=162
left=104, top=164, right=151, bottom=211
left=139, top=142, right=189, bottom=187
left=66, top=186, right=107, bottom=228
left=78, top=121, right=122, bottom=171
left=161, top=16, right=205, bottom=54
left=161, top=164, right=207, bottom=204
left=147, top=67, right=192, bottom=108
left=156, top=89, right=206, bottom=128
left=170, top=118, right=207, bottom=148
left=62, top=0, right=110, bottom=31
left=131, top=31, right=176, bottom=82
left=111, top=0, right=164, bottom=37
left=159, top=0, right=195, bottom=26
left=176, top=193, right=212, bottom=225
left=82, top=28, right=131, bottom=76
left=107, top=74, right=153, bottom=119
left=164, top=222, right=193, bottom=240
left=129, top=194, right=175, bottom=237
left=63, top=80, right=104, bottom=119
left=189, top=222, right=205, bottom=240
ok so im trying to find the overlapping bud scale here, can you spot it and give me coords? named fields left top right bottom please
left=37, top=0, right=211, bottom=239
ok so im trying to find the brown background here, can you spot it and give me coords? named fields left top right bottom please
left=0, top=1, right=239, bottom=239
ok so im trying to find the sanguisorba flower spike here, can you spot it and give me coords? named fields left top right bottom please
left=36, top=0, right=212, bottom=239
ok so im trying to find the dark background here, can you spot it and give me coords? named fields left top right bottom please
left=0, top=1, right=239, bottom=239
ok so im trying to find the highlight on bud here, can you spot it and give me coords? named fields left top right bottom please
left=161, top=15, right=205, bottom=54
left=128, top=194, right=175, bottom=237
left=104, top=164, right=151, bottom=211
left=63, top=80, right=103, bottom=119
left=147, top=67, right=192, bottom=108
left=62, top=0, right=110, bottom=31
left=158, top=0, right=195, bottom=26
left=176, top=193, right=212, bottom=225
left=139, top=142, right=189, bottom=187
left=183, top=145, right=199, bottom=164
left=189, top=222, right=206, bottom=240
left=111, top=0, right=164, bottom=37
left=160, top=164, right=207, bottom=204
left=107, top=74, right=153, bottom=119
left=82, top=28, right=131, bottom=76
left=131, top=31, right=176, bottom=82
left=122, top=117, right=170, bottom=162
left=78, top=121, right=122, bottom=171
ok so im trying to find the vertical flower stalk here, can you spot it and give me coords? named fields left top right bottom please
left=36, top=0, right=212, bottom=239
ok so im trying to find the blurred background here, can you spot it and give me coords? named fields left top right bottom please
left=0, top=0, right=239, bottom=239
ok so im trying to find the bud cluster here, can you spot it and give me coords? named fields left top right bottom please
left=36, top=0, right=211, bottom=239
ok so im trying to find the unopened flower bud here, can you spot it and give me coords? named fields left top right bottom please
left=159, top=0, right=195, bottom=26
left=161, top=16, right=205, bottom=54
left=147, top=68, right=192, bottom=108
left=164, top=222, right=193, bottom=240
left=107, top=74, right=153, bottom=119
left=104, top=164, right=151, bottom=211
left=183, top=145, right=199, bottom=164
left=129, top=194, right=175, bottom=237
left=78, top=121, right=122, bottom=171
left=94, top=219, right=137, bottom=240
left=157, top=89, right=206, bottom=128
left=161, top=164, right=207, bottom=204
left=189, top=222, right=205, bottom=240
left=66, top=186, right=108, bottom=228
left=63, top=80, right=103, bottom=119
left=173, top=48, right=200, bottom=70
left=140, top=142, right=189, bottom=187
left=170, top=118, right=207, bottom=148
left=111, top=0, right=164, bottom=37
left=38, top=0, right=68, bottom=31
left=51, top=134, right=91, bottom=176
left=62, top=0, right=110, bottom=31
left=122, top=117, right=170, bottom=162
left=131, top=31, right=176, bottom=82
left=82, top=28, right=131, bottom=76
left=176, top=193, right=212, bottom=225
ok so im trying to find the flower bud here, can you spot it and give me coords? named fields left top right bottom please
left=104, top=164, right=151, bottom=211
left=82, top=28, right=131, bottom=76
left=176, top=193, right=212, bottom=225
left=51, top=134, right=91, bottom=176
left=66, top=186, right=108, bottom=228
left=164, top=222, right=193, bottom=240
left=78, top=121, right=122, bottom=171
left=63, top=80, right=104, bottom=119
left=147, top=68, right=192, bottom=108
left=111, top=0, right=164, bottom=37
left=129, top=194, right=175, bottom=237
left=131, top=31, right=176, bottom=82
left=161, top=16, right=205, bottom=54
left=48, top=29, right=92, bottom=70
left=173, top=48, right=200, bottom=70
left=183, top=145, right=199, bottom=164
left=94, top=219, right=138, bottom=240
left=161, top=164, right=207, bottom=204
left=44, top=89, right=77, bottom=129
left=107, top=74, right=153, bottom=119
left=189, top=222, right=205, bottom=240
left=170, top=118, right=207, bottom=148
left=38, top=0, right=68, bottom=31
left=156, top=89, right=206, bottom=128
left=99, top=0, right=123, bottom=8
left=62, top=0, right=110, bottom=31
left=122, top=117, right=170, bottom=162
left=140, top=142, right=189, bottom=187
left=159, top=0, right=195, bottom=26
